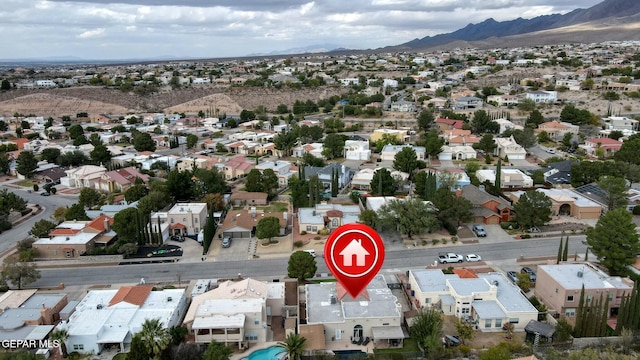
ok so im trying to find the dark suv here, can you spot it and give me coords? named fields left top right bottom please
left=521, top=267, right=537, bottom=282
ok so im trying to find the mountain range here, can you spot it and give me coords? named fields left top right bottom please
left=390, top=0, right=640, bottom=51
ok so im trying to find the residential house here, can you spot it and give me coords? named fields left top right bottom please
left=432, top=168, right=471, bottom=190
left=507, top=188, right=601, bottom=219
left=408, top=269, right=538, bottom=332
left=177, top=156, right=216, bottom=172
left=351, top=168, right=408, bottom=191
left=536, top=121, right=579, bottom=140
left=434, top=118, right=465, bottom=132
left=438, top=145, right=477, bottom=161
left=535, top=263, right=633, bottom=323
left=540, top=160, right=575, bottom=185
left=487, top=94, right=519, bottom=107
left=304, top=163, right=353, bottom=194
left=389, top=100, right=416, bottom=112
left=448, top=133, right=480, bottom=147
left=219, top=209, right=287, bottom=240
left=32, top=215, right=116, bottom=259
left=292, top=143, right=324, bottom=159
left=297, top=203, right=361, bottom=234
left=57, top=285, right=187, bottom=354
left=369, top=129, right=408, bottom=143
left=60, top=165, right=107, bottom=188
left=255, top=161, right=295, bottom=188
left=183, top=278, right=285, bottom=347
left=494, top=118, right=524, bottom=134
left=229, top=192, right=268, bottom=206
left=34, top=166, right=67, bottom=184
left=303, top=275, right=405, bottom=348
left=152, top=203, right=208, bottom=237
left=525, top=91, right=557, bottom=103
left=582, top=137, right=623, bottom=156
left=96, top=167, right=149, bottom=193
left=219, top=156, right=254, bottom=180
left=454, top=96, right=484, bottom=109
left=424, top=97, right=448, bottom=109
left=602, top=116, right=639, bottom=136
left=460, top=184, right=512, bottom=224
left=477, top=169, right=533, bottom=188
left=344, top=140, right=371, bottom=161
left=494, top=135, right=527, bottom=160
left=380, top=145, right=426, bottom=161
left=0, top=290, right=68, bottom=343
left=365, top=196, right=436, bottom=213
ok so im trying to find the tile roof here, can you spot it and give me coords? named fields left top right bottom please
left=84, top=215, right=114, bottom=233
left=108, top=285, right=153, bottom=307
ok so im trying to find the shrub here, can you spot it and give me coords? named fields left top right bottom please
left=441, top=238, right=448, bottom=245
left=633, top=205, right=640, bottom=215
left=314, top=236, right=321, bottom=240
left=293, top=241, right=304, bottom=248
left=432, top=239, right=440, bottom=245
left=520, top=234, right=531, bottom=239
left=451, top=237, right=457, bottom=243
left=300, top=231, right=307, bottom=235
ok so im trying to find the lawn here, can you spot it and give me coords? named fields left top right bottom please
left=231, top=202, right=288, bottom=212
left=17, top=180, right=36, bottom=187
left=373, top=337, right=420, bottom=353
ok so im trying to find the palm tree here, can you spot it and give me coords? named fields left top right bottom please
left=278, top=333, right=307, bottom=360
left=50, top=328, right=69, bottom=358
left=139, top=318, right=171, bottom=360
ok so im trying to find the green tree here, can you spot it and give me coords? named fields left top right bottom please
left=139, top=318, right=170, bottom=360
left=370, top=168, right=396, bottom=196
left=245, top=169, right=263, bottom=192
left=49, top=328, right=69, bottom=358
left=288, top=176, right=309, bottom=209
left=586, top=208, right=640, bottom=276
left=273, top=131, right=298, bottom=157
left=518, top=98, right=536, bottom=112
left=166, top=170, right=195, bottom=201
left=1, top=258, right=41, bottom=289
left=261, top=169, right=280, bottom=199
left=513, top=190, right=552, bottom=230
left=186, top=134, right=198, bottom=149
left=193, top=168, right=228, bottom=198
left=256, top=216, right=281, bottom=244
left=377, top=198, right=439, bottom=239
left=64, top=203, right=90, bottom=221
left=137, top=191, right=171, bottom=216
left=555, top=317, right=573, bottom=342
left=560, top=104, right=593, bottom=125
left=16, top=151, right=37, bottom=178
left=30, top=219, right=57, bottom=238
left=415, top=171, right=437, bottom=201
left=511, top=128, right=537, bottom=150
left=597, top=176, right=629, bottom=210
left=455, top=319, right=475, bottom=345
left=78, top=187, right=102, bottom=209
left=526, top=109, right=545, bottom=127
left=67, top=124, right=84, bottom=140
left=358, top=209, right=378, bottom=228
left=277, top=333, right=307, bottom=360
left=516, top=272, right=532, bottom=292
left=422, top=129, right=445, bottom=161
left=124, top=184, right=149, bottom=203
left=322, top=133, right=345, bottom=160
left=0, top=152, right=9, bottom=175
left=417, top=110, right=435, bottom=132
left=301, top=153, right=325, bottom=167
left=393, top=147, right=419, bottom=179
left=479, top=343, right=511, bottom=360
left=470, top=110, right=498, bottom=134
left=133, top=132, right=156, bottom=152
left=112, top=208, right=140, bottom=242
left=58, top=150, right=89, bottom=167
left=409, top=309, right=443, bottom=357
left=40, top=147, right=61, bottom=164
left=474, top=134, right=497, bottom=155
left=432, top=188, right=473, bottom=227
left=0, top=79, right=10, bottom=91
left=202, top=340, right=232, bottom=360
left=287, top=250, right=317, bottom=282
left=614, top=135, right=640, bottom=165
left=89, top=143, right=112, bottom=165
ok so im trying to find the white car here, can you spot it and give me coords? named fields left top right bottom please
left=465, top=254, right=482, bottom=262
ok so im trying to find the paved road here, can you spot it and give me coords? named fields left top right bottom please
left=0, top=185, right=77, bottom=254
left=30, top=235, right=588, bottom=288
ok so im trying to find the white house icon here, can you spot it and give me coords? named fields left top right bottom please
left=339, top=239, right=370, bottom=267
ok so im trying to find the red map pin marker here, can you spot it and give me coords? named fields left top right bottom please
left=324, top=223, right=385, bottom=299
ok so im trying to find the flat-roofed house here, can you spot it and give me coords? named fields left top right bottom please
left=229, top=192, right=268, bottom=206
left=535, top=263, right=633, bottom=324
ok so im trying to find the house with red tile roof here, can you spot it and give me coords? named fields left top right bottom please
left=33, top=215, right=116, bottom=259
left=435, top=118, right=465, bottom=132
left=582, top=137, right=623, bottom=156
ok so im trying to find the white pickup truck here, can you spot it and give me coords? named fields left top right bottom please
left=438, top=252, right=463, bottom=264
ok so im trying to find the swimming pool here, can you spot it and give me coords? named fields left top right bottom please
left=243, top=345, right=286, bottom=360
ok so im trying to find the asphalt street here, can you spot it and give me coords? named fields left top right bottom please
left=0, top=185, right=77, bottom=254
left=30, top=235, right=588, bottom=288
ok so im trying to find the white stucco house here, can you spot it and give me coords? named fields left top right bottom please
left=494, top=136, right=527, bottom=160
left=438, top=145, right=477, bottom=161
left=344, top=140, right=371, bottom=161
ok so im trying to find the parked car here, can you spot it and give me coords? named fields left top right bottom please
left=521, top=267, right=537, bottom=282
left=170, top=235, right=185, bottom=242
left=506, top=271, right=518, bottom=283
left=546, top=148, right=556, bottom=154
left=438, top=252, right=463, bottom=264
left=465, top=254, right=482, bottom=262
left=40, top=192, right=50, bottom=196
left=303, top=249, right=316, bottom=257
left=472, top=224, right=487, bottom=237
left=222, top=236, right=232, bottom=248
left=443, top=334, right=461, bottom=348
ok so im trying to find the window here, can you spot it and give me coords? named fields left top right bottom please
left=425, top=298, right=431, bottom=304
left=73, top=345, right=84, bottom=351
left=312, top=226, right=317, bottom=232
left=461, top=308, right=470, bottom=314
left=485, top=320, right=491, bottom=328
left=170, top=219, right=174, bottom=224
left=495, top=319, right=502, bottom=328
left=332, top=219, right=339, bottom=227
left=509, top=318, right=519, bottom=324
left=567, top=295, right=574, bottom=302
left=195, top=218, right=198, bottom=223
left=586, top=295, right=592, bottom=303
left=565, top=308, right=576, bottom=317
left=306, top=226, right=311, bottom=231
left=608, top=293, right=614, bottom=301
left=65, top=250, right=73, bottom=258
left=183, top=218, right=186, bottom=222
left=255, top=319, right=259, bottom=325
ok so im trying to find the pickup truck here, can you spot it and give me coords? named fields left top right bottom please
left=438, top=252, right=463, bottom=264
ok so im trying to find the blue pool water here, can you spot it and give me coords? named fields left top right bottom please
left=243, top=346, right=286, bottom=360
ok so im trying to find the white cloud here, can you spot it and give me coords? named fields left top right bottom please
left=77, top=28, right=106, bottom=39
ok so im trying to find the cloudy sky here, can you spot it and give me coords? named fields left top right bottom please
left=1, top=0, right=602, bottom=61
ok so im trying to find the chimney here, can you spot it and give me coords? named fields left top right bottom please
left=104, top=218, right=110, bottom=232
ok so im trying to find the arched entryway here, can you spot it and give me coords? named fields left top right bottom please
left=353, top=325, right=363, bottom=339
left=559, top=203, right=571, bottom=216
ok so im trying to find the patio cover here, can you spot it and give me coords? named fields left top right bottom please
left=372, top=326, right=405, bottom=340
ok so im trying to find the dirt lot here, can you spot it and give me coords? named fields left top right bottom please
left=441, top=315, right=526, bottom=349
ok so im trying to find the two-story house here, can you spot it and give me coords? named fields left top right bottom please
left=96, top=166, right=149, bottom=193
left=255, top=161, right=295, bottom=188
left=536, top=121, right=579, bottom=140
left=60, top=165, right=107, bottom=188
left=344, top=140, right=371, bottom=161
left=525, top=90, right=557, bottom=103
left=152, top=203, right=208, bottom=237
left=582, top=137, right=623, bottom=156
left=494, top=135, right=527, bottom=160
left=304, top=163, right=353, bottom=194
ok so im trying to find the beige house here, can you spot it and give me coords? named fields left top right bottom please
left=32, top=215, right=115, bottom=259
left=183, top=278, right=285, bottom=348
left=297, top=203, right=360, bottom=234
left=229, top=192, right=268, bottom=206
left=535, top=263, right=633, bottom=323
left=217, top=156, right=255, bottom=180
left=219, top=210, right=287, bottom=240
left=60, top=165, right=107, bottom=188
left=536, top=121, right=579, bottom=140
left=507, top=188, right=602, bottom=220
left=369, top=129, right=408, bottom=143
